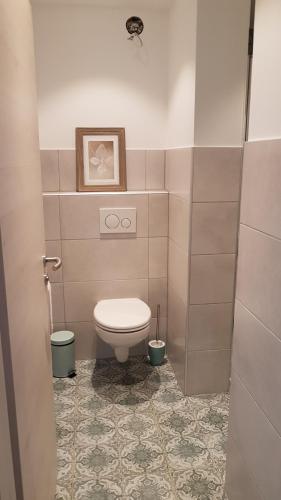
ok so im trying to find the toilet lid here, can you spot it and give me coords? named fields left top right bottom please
left=93, top=298, right=151, bottom=332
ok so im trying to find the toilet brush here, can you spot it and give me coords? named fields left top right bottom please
left=148, top=304, right=166, bottom=366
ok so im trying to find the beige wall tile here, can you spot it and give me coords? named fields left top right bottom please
left=66, top=321, right=98, bottom=360
left=241, top=140, right=281, bottom=239
left=149, top=317, right=167, bottom=342
left=43, top=195, right=61, bottom=240
left=51, top=283, right=65, bottom=323
left=64, top=279, right=148, bottom=322
left=126, top=150, right=146, bottom=190
left=167, top=283, right=187, bottom=393
left=229, top=374, right=281, bottom=500
left=62, top=238, right=148, bottom=282
left=45, top=240, right=62, bottom=282
left=40, top=150, right=59, bottom=192
left=186, top=349, right=231, bottom=395
left=60, top=193, right=148, bottom=239
left=146, top=150, right=165, bottom=190
left=149, top=237, right=168, bottom=278
left=193, top=147, right=242, bottom=202
left=236, top=225, right=281, bottom=338
left=225, top=436, right=263, bottom=500
left=190, top=254, right=236, bottom=304
left=168, top=239, right=189, bottom=301
left=188, top=303, right=233, bottom=350
left=149, top=194, right=168, bottom=237
left=53, top=323, right=66, bottom=332
left=165, top=148, right=193, bottom=199
left=59, top=150, right=76, bottom=192
left=191, top=202, right=239, bottom=254
left=148, top=277, right=167, bottom=317
left=169, top=194, right=191, bottom=250
left=232, top=300, right=281, bottom=436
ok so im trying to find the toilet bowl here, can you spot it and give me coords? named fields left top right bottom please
left=93, top=298, right=151, bottom=362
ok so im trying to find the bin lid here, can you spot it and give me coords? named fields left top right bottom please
left=51, top=330, right=75, bottom=346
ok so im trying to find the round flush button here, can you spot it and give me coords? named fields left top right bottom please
left=121, top=218, right=131, bottom=228
left=105, top=214, right=120, bottom=229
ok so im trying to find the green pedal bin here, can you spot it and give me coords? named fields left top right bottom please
left=51, top=330, right=75, bottom=378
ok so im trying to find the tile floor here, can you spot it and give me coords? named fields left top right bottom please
left=54, top=356, right=229, bottom=499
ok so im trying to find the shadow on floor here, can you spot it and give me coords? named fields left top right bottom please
left=89, top=355, right=165, bottom=404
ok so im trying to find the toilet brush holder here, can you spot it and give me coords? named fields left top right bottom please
left=148, top=304, right=166, bottom=366
left=148, top=339, right=166, bottom=366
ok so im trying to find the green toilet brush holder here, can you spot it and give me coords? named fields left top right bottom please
left=148, top=304, right=166, bottom=366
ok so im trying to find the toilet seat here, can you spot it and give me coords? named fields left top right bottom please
left=95, top=321, right=150, bottom=334
left=93, top=298, right=151, bottom=333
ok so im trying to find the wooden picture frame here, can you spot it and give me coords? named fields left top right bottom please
left=76, top=127, right=127, bottom=192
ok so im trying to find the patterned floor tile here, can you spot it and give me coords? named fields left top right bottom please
left=117, top=411, right=157, bottom=442
left=76, top=392, right=112, bottom=419
left=120, top=438, right=165, bottom=474
left=55, top=483, right=72, bottom=500
left=54, top=356, right=229, bottom=499
left=54, top=395, right=76, bottom=421
left=53, top=377, right=77, bottom=397
left=173, top=465, right=225, bottom=500
left=122, top=471, right=174, bottom=499
left=57, top=447, right=74, bottom=485
left=165, top=434, right=209, bottom=471
left=157, top=407, right=196, bottom=441
left=75, top=443, right=120, bottom=479
left=56, top=420, right=75, bottom=447
left=76, top=415, right=116, bottom=446
left=73, top=476, right=123, bottom=499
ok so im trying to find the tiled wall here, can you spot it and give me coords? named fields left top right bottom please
left=42, top=146, right=242, bottom=396
left=225, top=139, right=281, bottom=500
left=42, top=150, right=168, bottom=360
left=166, top=148, right=193, bottom=390
left=187, top=148, right=242, bottom=394
left=41, top=149, right=165, bottom=193
left=166, top=147, right=242, bottom=395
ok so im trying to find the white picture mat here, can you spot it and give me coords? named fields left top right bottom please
left=83, top=135, right=120, bottom=186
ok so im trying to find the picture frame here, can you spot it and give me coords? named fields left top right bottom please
left=76, top=127, right=127, bottom=192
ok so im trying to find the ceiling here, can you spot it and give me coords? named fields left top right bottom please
left=31, top=0, right=172, bottom=10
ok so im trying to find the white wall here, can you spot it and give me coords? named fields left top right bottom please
left=167, top=0, right=197, bottom=148
left=33, top=4, right=168, bottom=149
left=33, top=0, right=250, bottom=150
left=194, top=0, right=250, bottom=146
left=249, top=0, right=281, bottom=140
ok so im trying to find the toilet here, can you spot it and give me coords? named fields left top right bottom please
left=93, top=298, right=151, bottom=363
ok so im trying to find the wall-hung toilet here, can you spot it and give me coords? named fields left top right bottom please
left=94, top=298, right=151, bottom=362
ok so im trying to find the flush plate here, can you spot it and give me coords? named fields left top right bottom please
left=100, top=208, right=137, bottom=234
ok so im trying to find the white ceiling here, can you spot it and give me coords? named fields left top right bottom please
left=31, top=0, right=172, bottom=10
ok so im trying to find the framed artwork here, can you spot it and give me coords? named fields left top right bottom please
left=76, top=127, right=127, bottom=192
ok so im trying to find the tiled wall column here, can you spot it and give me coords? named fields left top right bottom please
left=187, top=148, right=242, bottom=394
left=42, top=150, right=168, bottom=360
left=166, top=148, right=193, bottom=391
left=225, top=139, right=281, bottom=500
left=166, top=147, right=242, bottom=395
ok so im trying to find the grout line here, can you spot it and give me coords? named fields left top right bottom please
left=240, top=222, right=281, bottom=243
left=232, top=369, right=281, bottom=443
left=190, top=301, right=233, bottom=306
left=235, top=298, right=281, bottom=345
left=57, top=150, right=61, bottom=192
left=43, top=190, right=168, bottom=196
left=184, top=150, right=195, bottom=394
left=191, top=252, right=237, bottom=257
left=192, top=200, right=240, bottom=204
left=188, top=348, right=231, bottom=353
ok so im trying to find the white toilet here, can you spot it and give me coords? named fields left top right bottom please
left=93, top=298, right=151, bottom=363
